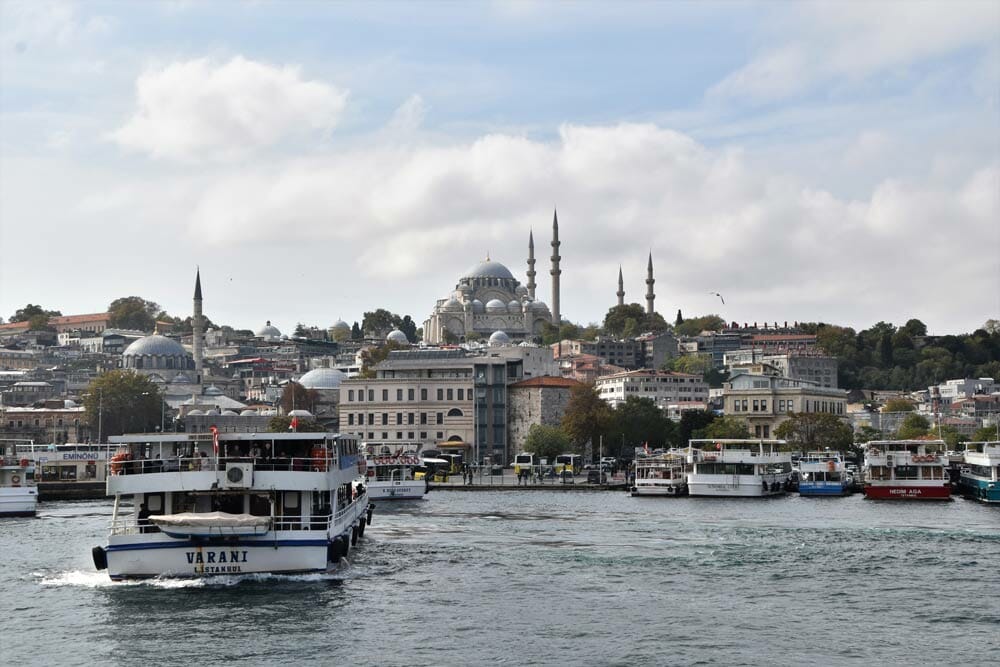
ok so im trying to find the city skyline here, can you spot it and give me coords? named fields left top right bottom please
left=1, top=1, right=997, bottom=336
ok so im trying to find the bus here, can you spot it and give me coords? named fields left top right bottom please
left=554, top=454, right=581, bottom=476
left=513, top=453, right=536, bottom=476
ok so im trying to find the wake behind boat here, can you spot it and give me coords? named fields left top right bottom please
left=91, top=431, right=373, bottom=580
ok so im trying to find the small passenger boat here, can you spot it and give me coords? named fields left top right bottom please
left=958, top=441, right=1000, bottom=503
left=686, top=439, right=792, bottom=498
left=797, top=451, right=852, bottom=496
left=91, top=431, right=373, bottom=580
left=364, top=447, right=427, bottom=500
left=631, top=450, right=687, bottom=496
left=0, top=442, right=37, bottom=517
left=862, top=439, right=951, bottom=500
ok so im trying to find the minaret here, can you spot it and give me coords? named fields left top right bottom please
left=193, top=268, right=204, bottom=385
left=617, top=265, right=625, bottom=306
left=526, top=229, right=536, bottom=300
left=645, top=252, right=655, bottom=316
left=550, top=209, right=561, bottom=326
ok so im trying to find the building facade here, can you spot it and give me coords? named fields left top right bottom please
left=594, top=370, right=709, bottom=409
left=507, top=376, right=580, bottom=456
left=722, top=373, right=848, bottom=439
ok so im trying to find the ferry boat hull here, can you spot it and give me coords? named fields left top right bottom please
left=0, top=487, right=38, bottom=516
left=863, top=484, right=951, bottom=500
left=631, top=481, right=687, bottom=496
left=798, top=482, right=851, bottom=497
left=957, top=476, right=1000, bottom=503
left=688, top=476, right=788, bottom=497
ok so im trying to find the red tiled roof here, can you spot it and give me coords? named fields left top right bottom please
left=49, top=313, right=109, bottom=325
left=509, top=376, right=581, bottom=388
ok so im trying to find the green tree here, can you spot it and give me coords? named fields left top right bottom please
left=677, top=410, right=717, bottom=448
left=399, top=315, right=419, bottom=342
left=855, top=425, right=882, bottom=445
left=603, top=304, right=646, bottom=337
left=83, top=371, right=164, bottom=440
left=641, top=311, right=670, bottom=333
left=608, top=396, right=675, bottom=457
left=936, top=425, right=965, bottom=449
left=902, top=319, right=927, bottom=337
left=896, top=413, right=931, bottom=439
left=972, top=425, right=999, bottom=441
left=698, top=417, right=752, bottom=440
left=465, top=332, right=483, bottom=342
left=561, top=384, right=613, bottom=453
left=267, top=416, right=327, bottom=432
left=330, top=325, right=351, bottom=342
left=522, top=424, right=572, bottom=461
left=351, top=322, right=362, bottom=340
left=280, top=381, right=321, bottom=414
left=359, top=341, right=407, bottom=377
left=28, top=313, right=55, bottom=331
left=882, top=398, right=915, bottom=413
left=539, top=321, right=561, bottom=345
left=9, top=304, right=61, bottom=322
left=558, top=322, right=580, bottom=341
left=108, top=296, right=160, bottom=331
left=362, top=309, right=398, bottom=337
left=674, top=315, right=726, bottom=337
left=675, top=310, right=683, bottom=326
left=773, top=413, right=854, bottom=451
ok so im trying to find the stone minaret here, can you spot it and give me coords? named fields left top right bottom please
left=645, top=252, right=655, bottom=316
left=617, top=265, right=625, bottom=306
left=550, top=209, right=561, bottom=325
left=526, top=229, right=536, bottom=300
left=193, top=268, right=204, bottom=385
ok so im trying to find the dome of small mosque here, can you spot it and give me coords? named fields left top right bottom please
left=386, top=329, right=409, bottom=345
left=256, top=320, right=282, bottom=339
left=485, top=299, right=508, bottom=313
left=489, top=331, right=511, bottom=346
left=463, top=259, right=515, bottom=281
left=298, top=368, right=346, bottom=389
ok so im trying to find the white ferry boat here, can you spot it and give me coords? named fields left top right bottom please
left=862, top=439, right=951, bottom=500
left=1, top=441, right=38, bottom=517
left=630, top=450, right=688, bottom=496
left=958, top=441, right=1000, bottom=503
left=91, top=432, right=373, bottom=580
left=364, top=447, right=427, bottom=500
left=686, top=439, right=792, bottom=498
left=797, top=451, right=852, bottom=496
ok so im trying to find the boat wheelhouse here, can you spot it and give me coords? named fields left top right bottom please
left=631, top=450, right=688, bottom=496
left=91, top=432, right=372, bottom=580
left=1, top=441, right=37, bottom=517
left=364, top=446, right=427, bottom=500
left=797, top=451, right=852, bottom=496
left=959, top=441, right=1000, bottom=503
left=686, top=439, right=792, bottom=498
left=862, top=439, right=951, bottom=500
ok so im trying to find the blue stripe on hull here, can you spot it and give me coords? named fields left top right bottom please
left=799, top=483, right=851, bottom=496
left=106, top=538, right=329, bottom=552
left=959, top=476, right=1000, bottom=503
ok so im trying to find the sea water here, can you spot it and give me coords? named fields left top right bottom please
left=1, top=493, right=998, bottom=666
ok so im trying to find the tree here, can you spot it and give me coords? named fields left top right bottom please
left=561, top=384, right=613, bottom=454
left=603, top=304, right=645, bottom=338
left=854, top=425, right=882, bottom=445
left=677, top=410, right=717, bottom=448
left=9, top=304, right=61, bottom=323
left=896, top=413, right=931, bottom=439
left=972, top=425, right=999, bottom=441
left=539, top=321, right=561, bottom=345
left=280, top=381, right=320, bottom=414
left=28, top=313, right=55, bottom=331
left=882, top=398, right=915, bottom=413
left=294, top=323, right=309, bottom=337
left=267, top=416, right=326, bottom=433
left=522, top=424, right=571, bottom=461
left=362, top=309, right=398, bottom=337
left=351, top=322, right=362, bottom=340
left=698, top=417, right=752, bottom=440
left=359, top=341, right=407, bottom=377
left=674, top=315, right=726, bottom=337
left=902, top=319, right=927, bottom=337
left=774, top=413, right=854, bottom=451
left=558, top=322, right=580, bottom=341
left=607, top=396, right=674, bottom=457
left=108, top=296, right=160, bottom=331
left=399, top=315, right=418, bottom=343
left=83, top=371, right=164, bottom=440
left=675, top=309, right=684, bottom=326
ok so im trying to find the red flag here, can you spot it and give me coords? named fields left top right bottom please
left=210, top=425, right=219, bottom=455
left=290, top=416, right=299, bottom=432
left=715, top=441, right=722, bottom=451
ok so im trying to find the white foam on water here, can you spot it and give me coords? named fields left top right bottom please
left=35, top=569, right=344, bottom=589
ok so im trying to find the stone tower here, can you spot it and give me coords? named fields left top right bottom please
left=193, top=268, right=204, bottom=384
left=645, top=252, right=655, bottom=316
left=550, top=209, right=561, bottom=326
left=526, top=229, right=536, bottom=300
left=617, top=265, right=625, bottom=306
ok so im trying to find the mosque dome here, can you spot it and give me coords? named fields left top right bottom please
left=525, top=300, right=550, bottom=313
left=240, top=409, right=259, bottom=416
left=386, top=329, right=409, bottom=345
left=508, top=300, right=522, bottom=313
left=442, top=297, right=463, bottom=311
left=471, top=299, right=485, bottom=314
left=204, top=408, right=220, bottom=416
left=187, top=409, right=204, bottom=416
left=299, top=368, right=346, bottom=390
left=489, top=331, right=511, bottom=346
left=221, top=410, right=239, bottom=416
left=256, top=320, right=282, bottom=339
left=123, top=334, right=187, bottom=358
left=486, top=299, right=508, bottom=313
left=288, top=409, right=313, bottom=418
left=463, top=259, right=515, bottom=281
left=331, top=319, right=350, bottom=332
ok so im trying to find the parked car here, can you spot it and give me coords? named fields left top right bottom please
left=587, top=470, right=608, bottom=484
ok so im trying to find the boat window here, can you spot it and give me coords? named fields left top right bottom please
left=146, top=492, right=164, bottom=513
left=249, top=494, right=270, bottom=516
left=894, top=466, right=918, bottom=480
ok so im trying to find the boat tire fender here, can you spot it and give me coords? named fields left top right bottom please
left=11, top=474, right=20, bottom=486
left=92, top=546, right=108, bottom=571
left=358, top=517, right=366, bottom=537
left=366, top=505, right=374, bottom=524
left=351, top=525, right=359, bottom=546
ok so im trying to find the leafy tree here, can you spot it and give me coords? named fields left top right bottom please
left=465, top=332, right=483, bottom=342
left=972, top=425, right=1000, bottom=441
left=294, top=323, right=309, bottom=336
left=362, top=309, right=397, bottom=337
left=607, top=396, right=674, bottom=456
left=559, top=322, right=580, bottom=341
left=677, top=410, right=717, bottom=448
left=280, top=381, right=321, bottom=414
left=28, top=313, right=55, bottom=331
left=267, top=416, right=327, bottom=433
left=698, top=417, right=752, bottom=440
left=561, top=384, right=613, bottom=452
left=580, top=324, right=601, bottom=341
left=108, top=296, right=160, bottom=331
left=936, top=425, right=965, bottom=449
left=642, top=311, right=670, bottom=333
left=10, top=304, right=61, bottom=322
left=902, top=319, right=928, bottom=337
left=83, top=371, right=164, bottom=440
left=522, top=424, right=572, bottom=461
left=882, top=398, right=915, bottom=413
left=622, top=317, right=639, bottom=339
left=351, top=322, right=362, bottom=340
left=854, top=425, right=882, bottom=445
left=399, top=315, right=419, bottom=343
left=539, top=321, right=561, bottom=346
left=983, top=319, right=1000, bottom=335
left=773, top=413, right=854, bottom=451
left=674, top=315, right=726, bottom=337
left=359, top=341, right=407, bottom=377
left=896, top=413, right=930, bottom=439
left=603, top=304, right=645, bottom=337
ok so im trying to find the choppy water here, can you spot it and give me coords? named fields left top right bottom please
left=2, top=492, right=999, bottom=666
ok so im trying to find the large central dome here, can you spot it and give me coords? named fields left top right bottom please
left=463, top=259, right=515, bottom=281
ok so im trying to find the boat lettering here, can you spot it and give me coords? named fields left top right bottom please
left=185, top=550, right=249, bottom=564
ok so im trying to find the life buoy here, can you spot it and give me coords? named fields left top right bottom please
left=110, top=451, right=130, bottom=475
left=11, top=474, right=20, bottom=485
left=311, top=447, right=327, bottom=472
left=19, top=458, right=29, bottom=468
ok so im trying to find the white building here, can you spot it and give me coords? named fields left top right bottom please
left=595, top=369, right=709, bottom=409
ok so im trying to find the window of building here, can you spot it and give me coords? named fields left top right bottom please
left=382, top=389, right=388, bottom=401
left=457, top=388, right=464, bottom=400
left=369, top=413, right=374, bottom=426
left=348, top=414, right=354, bottom=426
left=407, top=413, right=414, bottom=425
left=348, top=390, right=355, bottom=401
left=436, top=412, right=443, bottom=424
left=358, top=414, right=365, bottom=425
left=367, top=390, right=374, bottom=401
left=437, top=388, right=444, bottom=400
left=447, top=408, right=463, bottom=417
left=382, top=432, right=388, bottom=440
left=436, top=432, right=443, bottom=439
left=421, top=388, right=427, bottom=401
left=408, top=389, right=415, bottom=401
left=408, top=432, right=414, bottom=440
left=447, top=388, right=453, bottom=401
left=382, top=413, right=389, bottom=425
left=397, top=432, right=403, bottom=439
left=397, top=412, right=403, bottom=424
left=420, top=413, right=427, bottom=425
left=420, top=432, right=427, bottom=439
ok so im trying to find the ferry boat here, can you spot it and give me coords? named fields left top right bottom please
left=630, top=450, right=688, bottom=496
left=958, top=441, right=1000, bottom=503
left=862, top=439, right=951, bottom=500
left=91, top=432, right=373, bottom=580
left=364, top=448, right=427, bottom=500
left=0, top=441, right=38, bottom=517
left=797, top=451, right=852, bottom=496
left=686, top=439, right=792, bottom=497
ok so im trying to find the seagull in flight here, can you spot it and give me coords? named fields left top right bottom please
left=710, top=292, right=725, bottom=305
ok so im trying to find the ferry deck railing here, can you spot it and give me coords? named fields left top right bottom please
left=107, top=455, right=340, bottom=476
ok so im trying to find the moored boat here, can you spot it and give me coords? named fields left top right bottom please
left=0, top=441, right=38, bottom=517
left=91, top=431, right=372, bottom=580
left=797, top=451, right=852, bottom=497
left=631, top=450, right=688, bottom=496
left=958, top=441, right=1000, bottom=503
left=686, top=439, right=792, bottom=498
left=862, top=439, right=951, bottom=500
left=364, top=447, right=428, bottom=500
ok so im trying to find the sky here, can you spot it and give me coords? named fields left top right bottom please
left=1, top=0, right=998, bottom=337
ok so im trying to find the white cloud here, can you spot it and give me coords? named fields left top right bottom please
left=110, top=56, right=348, bottom=161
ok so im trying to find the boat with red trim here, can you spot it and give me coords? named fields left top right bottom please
left=862, top=439, right=951, bottom=500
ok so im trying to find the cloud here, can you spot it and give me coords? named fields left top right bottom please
left=110, top=56, right=348, bottom=161
left=709, top=1, right=999, bottom=102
